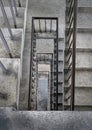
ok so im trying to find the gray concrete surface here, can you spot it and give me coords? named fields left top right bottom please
left=0, top=59, right=20, bottom=108
left=0, top=108, right=92, bottom=130
left=0, top=29, right=22, bottom=58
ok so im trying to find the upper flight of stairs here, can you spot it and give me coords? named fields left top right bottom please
left=64, top=0, right=92, bottom=110
left=0, top=0, right=27, bottom=109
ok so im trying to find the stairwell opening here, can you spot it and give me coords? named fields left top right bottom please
left=28, top=17, right=64, bottom=111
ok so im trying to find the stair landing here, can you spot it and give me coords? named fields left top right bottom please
left=0, top=108, right=92, bottom=130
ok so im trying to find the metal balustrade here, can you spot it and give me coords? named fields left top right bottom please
left=32, top=17, right=58, bottom=34
left=18, top=0, right=21, bottom=7
left=64, top=0, right=78, bottom=110
left=29, top=17, right=59, bottom=110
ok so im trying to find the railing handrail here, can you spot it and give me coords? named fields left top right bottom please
left=65, top=0, right=78, bottom=111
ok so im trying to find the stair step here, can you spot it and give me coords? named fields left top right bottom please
left=78, top=0, right=92, bottom=7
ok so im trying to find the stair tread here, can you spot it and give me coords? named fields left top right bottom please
left=64, top=67, right=92, bottom=71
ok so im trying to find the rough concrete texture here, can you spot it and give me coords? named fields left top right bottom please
left=78, top=0, right=92, bottom=7
left=0, top=59, right=20, bottom=108
left=77, top=9, right=92, bottom=28
left=76, top=32, right=92, bottom=49
left=36, top=39, right=54, bottom=54
left=0, top=29, right=22, bottom=58
left=75, top=70, right=92, bottom=87
left=76, top=51, right=92, bottom=68
left=0, top=7, right=25, bottom=28
left=0, top=108, right=92, bottom=130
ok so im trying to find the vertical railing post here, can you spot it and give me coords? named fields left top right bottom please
left=0, top=0, right=14, bottom=40
left=50, top=54, right=53, bottom=110
left=70, top=0, right=78, bottom=111
left=28, top=18, right=34, bottom=110
left=13, top=0, right=18, bottom=16
left=0, top=61, right=7, bottom=73
left=8, top=0, right=17, bottom=28
left=0, top=29, right=12, bottom=58
left=18, top=0, right=21, bottom=7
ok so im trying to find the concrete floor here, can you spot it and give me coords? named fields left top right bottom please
left=0, top=108, right=92, bottom=130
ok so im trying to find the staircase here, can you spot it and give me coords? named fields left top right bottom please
left=64, top=0, right=92, bottom=110
left=52, top=38, right=64, bottom=110
left=75, top=0, right=92, bottom=110
left=0, top=0, right=27, bottom=109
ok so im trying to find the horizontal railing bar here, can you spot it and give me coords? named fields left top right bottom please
left=65, top=72, right=72, bottom=82
left=18, top=0, right=21, bottom=7
left=67, top=17, right=74, bottom=36
left=67, top=0, right=74, bottom=16
left=67, top=29, right=73, bottom=44
left=0, top=61, right=7, bottom=73
left=66, top=40, right=73, bottom=55
left=65, top=95, right=71, bottom=101
left=66, top=51, right=72, bottom=63
left=33, top=17, right=58, bottom=20
left=67, top=6, right=74, bottom=24
left=13, top=0, right=18, bottom=16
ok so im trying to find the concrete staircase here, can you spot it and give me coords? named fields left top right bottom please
left=64, top=0, right=92, bottom=110
left=0, top=0, right=27, bottom=109
left=75, top=0, right=92, bottom=110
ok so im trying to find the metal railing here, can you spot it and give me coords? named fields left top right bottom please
left=65, top=0, right=78, bottom=110
left=29, top=17, right=59, bottom=110
left=32, top=17, right=58, bottom=34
